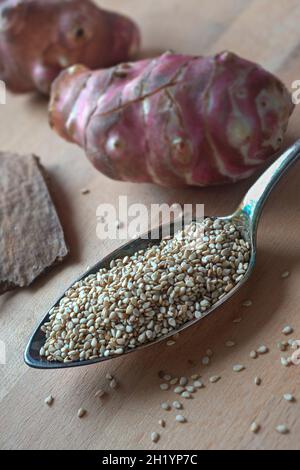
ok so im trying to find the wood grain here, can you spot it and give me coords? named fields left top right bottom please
left=0, top=0, right=300, bottom=450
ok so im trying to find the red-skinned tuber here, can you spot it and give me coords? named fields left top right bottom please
left=0, top=0, right=140, bottom=94
left=49, top=51, right=294, bottom=187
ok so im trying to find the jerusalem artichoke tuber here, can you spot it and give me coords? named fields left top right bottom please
left=49, top=51, right=294, bottom=187
left=0, top=0, right=140, bottom=94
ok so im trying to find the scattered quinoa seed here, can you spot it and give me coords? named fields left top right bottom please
left=151, top=432, right=160, bottom=443
left=181, top=391, right=192, bottom=399
left=209, top=375, right=221, bottom=383
left=280, top=357, right=289, bottom=367
left=77, top=408, right=87, bottom=418
left=163, top=374, right=172, bottom=381
left=174, top=386, right=185, bottom=394
left=44, top=395, right=54, bottom=406
left=281, top=271, right=290, bottom=279
left=233, top=364, right=245, bottom=372
left=282, top=326, right=293, bottom=335
left=254, top=376, right=261, bottom=386
left=80, top=188, right=90, bottom=195
left=167, top=340, right=176, bottom=346
left=233, top=317, right=242, bottom=323
left=161, top=402, right=171, bottom=411
left=158, top=419, right=166, bottom=428
left=250, top=422, right=260, bottom=433
left=225, top=340, right=235, bottom=347
left=257, top=345, right=269, bottom=354
left=250, top=350, right=258, bottom=359
left=179, top=377, right=188, bottom=386
left=276, top=424, right=289, bottom=434
left=193, top=380, right=204, bottom=389
left=242, top=300, right=252, bottom=307
left=170, top=378, right=179, bottom=385
left=206, top=348, right=213, bottom=357
left=175, top=415, right=186, bottom=423
left=95, top=389, right=105, bottom=399
left=160, top=383, right=169, bottom=391
left=106, top=373, right=113, bottom=381
left=283, top=394, right=295, bottom=402
left=202, top=356, right=210, bottom=366
left=173, top=400, right=183, bottom=410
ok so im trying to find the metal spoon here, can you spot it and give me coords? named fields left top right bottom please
left=24, top=140, right=300, bottom=369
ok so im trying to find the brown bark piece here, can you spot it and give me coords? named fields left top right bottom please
left=0, top=152, right=68, bottom=294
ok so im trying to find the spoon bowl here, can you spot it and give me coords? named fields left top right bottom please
left=24, top=141, right=300, bottom=369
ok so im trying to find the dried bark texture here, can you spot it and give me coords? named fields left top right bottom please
left=0, top=152, right=68, bottom=294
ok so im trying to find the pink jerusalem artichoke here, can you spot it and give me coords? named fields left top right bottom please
left=49, top=51, right=294, bottom=187
left=0, top=0, right=140, bottom=94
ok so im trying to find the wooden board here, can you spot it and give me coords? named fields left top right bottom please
left=0, top=0, right=300, bottom=450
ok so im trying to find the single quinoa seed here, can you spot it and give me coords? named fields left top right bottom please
left=166, top=340, right=176, bottom=346
left=233, top=317, right=242, bottom=323
left=44, top=395, right=54, bottom=406
left=225, top=340, right=235, bottom=347
left=170, top=378, right=179, bottom=385
left=80, top=188, right=90, bottom=195
left=77, top=408, right=87, bottom=418
left=283, top=393, right=295, bottom=402
left=191, top=374, right=199, bottom=380
left=95, top=389, right=105, bottom=399
left=254, top=377, right=261, bottom=386
left=202, top=356, right=210, bottom=366
left=151, top=432, right=160, bottom=443
left=174, top=386, right=185, bottom=394
left=161, top=402, right=171, bottom=411
left=281, top=271, right=290, bottom=279
left=181, top=391, right=192, bottom=399
left=158, top=419, right=166, bottom=428
left=242, top=300, right=252, bottom=307
left=256, top=345, right=269, bottom=354
left=163, top=374, right=172, bottom=381
left=40, top=219, right=250, bottom=363
left=250, top=350, right=258, bottom=359
left=250, top=422, right=260, bottom=433
left=233, top=364, right=245, bottom=372
left=179, top=377, right=188, bottom=386
left=193, top=380, right=204, bottom=389
left=160, top=383, right=169, bottom=391
left=173, top=400, right=183, bottom=410
left=280, top=357, right=289, bottom=367
left=282, top=325, right=293, bottom=335
left=276, top=424, right=289, bottom=434
left=175, top=415, right=186, bottom=423
left=209, top=375, right=221, bottom=383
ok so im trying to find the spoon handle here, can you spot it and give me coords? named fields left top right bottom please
left=238, top=139, right=300, bottom=230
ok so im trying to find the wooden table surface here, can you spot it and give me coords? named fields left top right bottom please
left=1, top=0, right=300, bottom=450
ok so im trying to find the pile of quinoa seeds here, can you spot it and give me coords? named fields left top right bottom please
left=40, top=218, right=250, bottom=363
